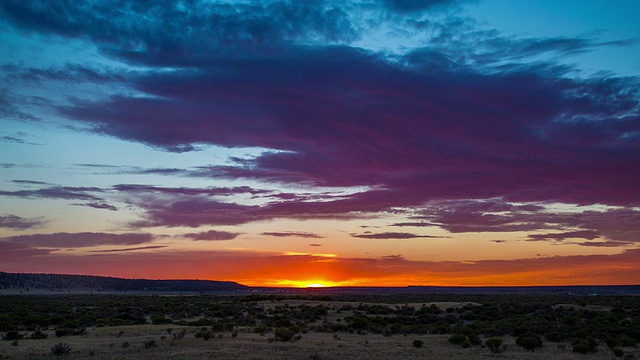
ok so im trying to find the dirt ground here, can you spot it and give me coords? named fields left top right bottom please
left=1, top=324, right=636, bottom=360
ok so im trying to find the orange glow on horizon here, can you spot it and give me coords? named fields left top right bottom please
left=253, top=279, right=355, bottom=288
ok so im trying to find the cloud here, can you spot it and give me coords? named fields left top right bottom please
left=89, top=245, right=168, bottom=253
left=403, top=201, right=640, bottom=247
left=11, top=180, right=50, bottom=185
left=56, top=41, right=639, bottom=210
left=0, top=186, right=103, bottom=201
left=0, top=215, right=46, bottom=230
left=309, top=243, right=322, bottom=247
left=527, top=230, right=601, bottom=242
left=0, top=241, right=52, bottom=261
left=261, top=232, right=324, bottom=239
left=2, top=63, right=123, bottom=84
left=3, top=232, right=154, bottom=248
left=351, top=232, right=443, bottom=239
left=383, top=0, right=472, bottom=13
left=113, top=184, right=267, bottom=197
left=0, top=0, right=638, bottom=245
left=72, top=202, right=118, bottom=211
left=183, top=230, right=240, bottom=241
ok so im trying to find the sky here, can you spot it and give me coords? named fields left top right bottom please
left=1, top=0, right=639, bottom=287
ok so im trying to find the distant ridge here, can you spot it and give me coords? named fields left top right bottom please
left=0, top=272, right=249, bottom=293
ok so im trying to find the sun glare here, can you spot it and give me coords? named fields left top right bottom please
left=305, top=283, right=326, bottom=288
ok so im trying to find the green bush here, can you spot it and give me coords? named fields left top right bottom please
left=612, top=347, right=624, bottom=357
left=468, top=333, right=481, bottom=345
left=55, top=328, right=71, bottom=337
left=572, top=343, right=591, bottom=354
left=51, top=343, right=71, bottom=355
left=516, top=333, right=543, bottom=352
left=448, top=334, right=467, bottom=345
left=2, top=331, right=23, bottom=341
left=545, top=331, right=564, bottom=342
left=412, top=339, right=424, bottom=348
left=485, top=337, right=505, bottom=354
left=274, top=327, right=297, bottom=342
left=572, top=337, right=598, bottom=354
left=30, top=330, right=47, bottom=339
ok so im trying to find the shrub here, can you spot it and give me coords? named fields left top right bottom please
left=172, top=329, right=186, bottom=340
left=572, top=343, right=591, bottom=354
left=51, top=343, right=71, bottom=355
left=485, top=337, right=505, bottom=354
left=572, top=337, right=598, bottom=354
left=620, top=335, right=638, bottom=347
left=448, top=334, right=467, bottom=345
left=516, top=333, right=543, bottom=352
left=2, top=331, right=23, bottom=341
left=30, top=330, right=48, bottom=339
left=254, top=324, right=268, bottom=334
left=274, top=327, right=296, bottom=342
left=195, top=330, right=212, bottom=340
left=143, top=339, right=157, bottom=348
left=412, top=339, right=424, bottom=348
left=545, top=331, right=564, bottom=342
left=467, top=333, right=481, bottom=346
left=612, top=347, right=625, bottom=357
left=55, top=328, right=71, bottom=337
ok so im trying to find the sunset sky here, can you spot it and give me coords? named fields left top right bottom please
left=1, top=0, right=639, bottom=287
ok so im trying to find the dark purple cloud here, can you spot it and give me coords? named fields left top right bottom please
left=351, top=232, right=443, bottom=239
left=0, top=0, right=638, bottom=246
left=0, top=215, right=46, bottom=230
left=261, top=232, right=324, bottom=239
left=406, top=201, right=640, bottom=245
left=114, top=184, right=268, bottom=197
left=527, top=230, right=601, bottom=242
left=57, top=45, right=638, bottom=210
left=4, top=232, right=154, bottom=248
left=309, top=243, right=322, bottom=247
left=1, top=135, right=27, bottom=144
left=73, top=202, right=118, bottom=211
left=2, top=63, right=123, bottom=84
left=0, top=241, right=52, bottom=261
left=0, top=186, right=103, bottom=201
left=183, top=230, right=240, bottom=241
left=11, top=180, right=50, bottom=185
left=89, top=245, right=168, bottom=253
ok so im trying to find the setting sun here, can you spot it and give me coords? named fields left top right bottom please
left=305, top=283, right=326, bottom=288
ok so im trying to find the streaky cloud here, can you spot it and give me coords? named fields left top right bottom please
left=261, top=232, right=324, bottom=239
left=4, top=232, right=154, bottom=248
left=351, top=232, right=444, bottom=239
left=0, top=215, right=46, bottom=230
left=183, top=230, right=240, bottom=241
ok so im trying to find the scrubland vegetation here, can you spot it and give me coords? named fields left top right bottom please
left=1, top=293, right=639, bottom=359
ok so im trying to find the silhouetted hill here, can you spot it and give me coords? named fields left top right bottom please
left=0, top=272, right=249, bottom=293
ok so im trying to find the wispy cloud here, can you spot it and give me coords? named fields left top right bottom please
left=89, top=245, right=168, bottom=253
left=0, top=186, right=103, bottom=201
left=0, top=215, right=46, bottom=230
left=351, top=232, right=444, bottom=239
left=261, top=232, right=324, bottom=239
left=3, top=232, right=154, bottom=248
left=183, top=230, right=240, bottom=241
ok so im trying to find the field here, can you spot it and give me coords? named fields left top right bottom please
left=1, top=293, right=639, bottom=359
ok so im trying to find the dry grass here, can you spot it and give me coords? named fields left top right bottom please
left=1, top=325, right=637, bottom=360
